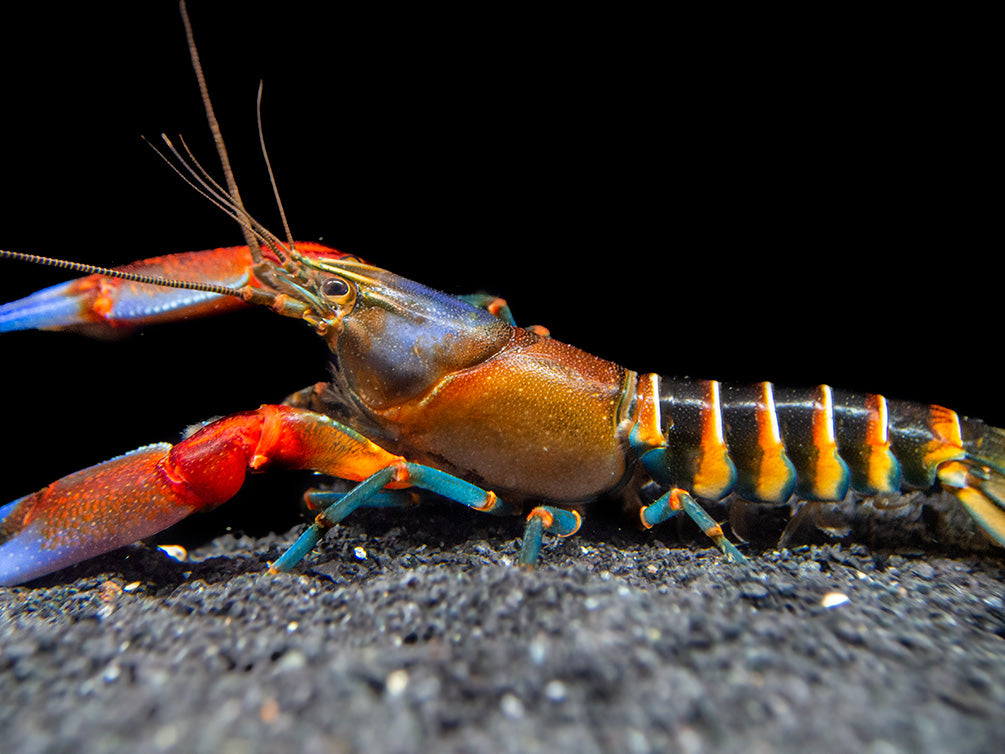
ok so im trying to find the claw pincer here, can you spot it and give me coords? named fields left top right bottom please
left=0, top=405, right=393, bottom=584
left=0, top=241, right=340, bottom=335
left=0, top=445, right=195, bottom=585
left=0, top=391, right=510, bottom=585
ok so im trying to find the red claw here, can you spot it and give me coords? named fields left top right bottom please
left=0, top=405, right=404, bottom=585
left=0, top=241, right=345, bottom=336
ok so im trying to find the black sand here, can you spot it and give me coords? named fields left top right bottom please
left=2, top=496, right=1004, bottom=754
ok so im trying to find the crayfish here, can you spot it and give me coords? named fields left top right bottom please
left=2, top=4, right=1003, bottom=586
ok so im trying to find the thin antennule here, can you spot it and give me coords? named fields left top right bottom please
left=174, top=134, right=292, bottom=262
left=147, top=133, right=292, bottom=264
left=179, top=0, right=262, bottom=264
left=143, top=135, right=248, bottom=230
left=257, top=82, right=298, bottom=255
left=0, top=249, right=245, bottom=298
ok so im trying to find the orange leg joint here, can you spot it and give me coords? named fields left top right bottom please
left=640, top=489, right=747, bottom=564
left=518, top=506, right=582, bottom=566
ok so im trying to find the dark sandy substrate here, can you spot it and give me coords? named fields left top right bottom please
left=2, top=499, right=1004, bottom=754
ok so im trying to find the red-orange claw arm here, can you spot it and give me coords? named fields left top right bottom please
left=0, top=242, right=345, bottom=336
left=237, top=405, right=407, bottom=482
left=0, top=405, right=404, bottom=586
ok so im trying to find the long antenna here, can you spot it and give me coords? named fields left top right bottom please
left=2, top=5, right=310, bottom=316
left=257, top=82, right=297, bottom=254
left=179, top=0, right=262, bottom=263
left=0, top=249, right=245, bottom=298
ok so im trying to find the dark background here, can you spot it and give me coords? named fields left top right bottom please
left=1, top=4, right=996, bottom=538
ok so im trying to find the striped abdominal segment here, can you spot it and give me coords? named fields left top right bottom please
left=832, top=391, right=902, bottom=494
left=639, top=377, right=970, bottom=505
left=721, top=381, right=799, bottom=503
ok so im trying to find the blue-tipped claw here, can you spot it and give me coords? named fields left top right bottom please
left=0, top=281, right=89, bottom=333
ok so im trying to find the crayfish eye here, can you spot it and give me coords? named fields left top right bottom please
left=321, top=276, right=351, bottom=300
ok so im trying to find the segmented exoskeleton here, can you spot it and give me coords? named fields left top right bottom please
left=640, top=378, right=1005, bottom=547
left=1, top=5, right=1003, bottom=586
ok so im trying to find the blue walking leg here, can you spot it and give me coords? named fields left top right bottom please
left=270, top=462, right=512, bottom=574
left=518, top=506, right=582, bottom=566
left=640, top=488, right=747, bottom=563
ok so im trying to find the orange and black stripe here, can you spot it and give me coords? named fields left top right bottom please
left=642, top=377, right=974, bottom=504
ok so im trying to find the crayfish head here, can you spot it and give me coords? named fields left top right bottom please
left=305, top=258, right=512, bottom=411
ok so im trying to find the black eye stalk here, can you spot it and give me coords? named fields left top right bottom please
left=321, top=277, right=351, bottom=299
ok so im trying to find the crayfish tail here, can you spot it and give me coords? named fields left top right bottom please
left=936, top=425, right=1005, bottom=548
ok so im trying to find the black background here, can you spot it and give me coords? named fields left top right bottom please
left=1, top=4, right=996, bottom=538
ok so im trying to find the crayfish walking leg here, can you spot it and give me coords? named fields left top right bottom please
left=640, top=489, right=747, bottom=563
left=270, top=463, right=513, bottom=573
left=519, top=506, right=583, bottom=566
